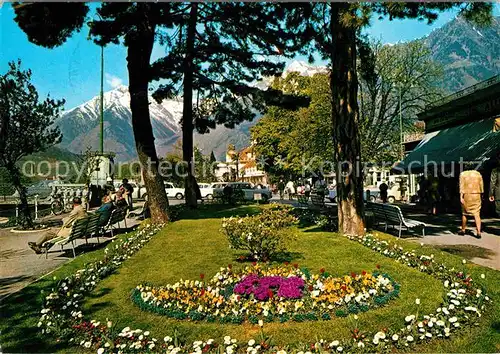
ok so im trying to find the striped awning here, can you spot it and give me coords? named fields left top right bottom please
left=394, top=116, right=500, bottom=173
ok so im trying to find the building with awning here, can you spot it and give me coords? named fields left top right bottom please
left=395, top=74, right=500, bottom=174
left=393, top=74, right=500, bottom=213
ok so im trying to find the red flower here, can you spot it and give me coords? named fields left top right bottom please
left=252, top=261, right=257, bottom=266
left=351, top=272, right=356, bottom=278
left=320, top=268, right=325, bottom=273
left=239, top=255, right=245, bottom=260
left=268, top=289, right=274, bottom=298
left=200, top=289, right=205, bottom=296
left=376, top=264, right=381, bottom=269
left=237, top=295, right=241, bottom=301
left=341, top=285, right=347, bottom=291
left=293, top=263, right=299, bottom=269
left=308, top=285, right=314, bottom=291
left=200, top=273, right=205, bottom=280
left=284, top=261, right=289, bottom=266
left=362, top=270, right=367, bottom=275
left=228, top=264, right=232, bottom=269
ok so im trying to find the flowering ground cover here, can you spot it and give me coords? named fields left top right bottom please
left=132, top=264, right=399, bottom=323
left=0, top=204, right=499, bottom=353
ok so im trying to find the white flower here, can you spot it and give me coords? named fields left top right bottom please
left=415, top=298, right=421, bottom=305
left=425, top=332, right=432, bottom=338
left=436, top=320, right=445, bottom=326
left=357, top=342, right=365, bottom=348
left=449, top=317, right=458, bottom=323
left=405, top=315, right=415, bottom=322
left=373, top=337, right=379, bottom=345
left=407, top=335, right=414, bottom=342
left=330, top=340, right=339, bottom=347
left=248, top=339, right=255, bottom=346
left=337, top=347, right=343, bottom=352
left=84, top=342, right=92, bottom=348
left=97, top=349, right=105, bottom=354
left=164, top=336, right=172, bottom=343
left=224, top=336, right=231, bottom=345
left=144, top=331, right=150, bottom=336
left=375, top=331, right=386, bottom=340
left=353, top=315, right=358, bottom=320
left=392, top=334, right=399, bottom=341
left=480, top=274, right=485, bottom=279
left=258, top=320, right=264, bottom=327
left=462, top=259, right=466, bottom=264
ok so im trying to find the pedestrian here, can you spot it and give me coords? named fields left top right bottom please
left=304, top=181, right=311, bottom=199
left=379, top=181, right=388, bottom=203
left=427, top=174, right=440, bottom=215
left=103, top=177, right=115, bottom=196
left=286, top=180, right=295, bottom=200
left=459, top=168, right=484, bottom=238
left=489, top=154, right=500, bottom=217
left=277, top=178, right=285, bottom=200
left=314, top=175, right=327, bottom=197
left=119, top=178, right=134, bottom=210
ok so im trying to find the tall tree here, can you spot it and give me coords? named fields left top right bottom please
left=12, top=3, right=183, bottom=223
left=285, top=2, right=493, bottom=236
left=0, top=61, right=63, bottom=228
left=151, top=3, right=307, bottom=207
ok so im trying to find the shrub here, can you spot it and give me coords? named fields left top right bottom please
left=221, top=206, right=297, bottom=261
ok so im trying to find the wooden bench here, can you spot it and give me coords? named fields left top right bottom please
left=102, top=207, right=128, bottom=237
left=44, top=217, right=90, bottom=258
left=85, top=213, right=102, bottom=244
left=366, top=202, right=425, bottom=238
left=296, top=195, right=309, bottom=208
left=128, top=201, right=149, bottom=219
left=310, top=194, right=327, bottom=210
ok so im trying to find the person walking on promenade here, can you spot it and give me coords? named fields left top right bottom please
left=277, top=178, right=285, bottom=200
left=459, top=168, right=484, bottom=238
left=489, top=154, right=500, bottom=217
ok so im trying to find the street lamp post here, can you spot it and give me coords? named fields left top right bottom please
left=399, top=85, right=403, bottom=160
left=100, top=44, right=104, bottom=154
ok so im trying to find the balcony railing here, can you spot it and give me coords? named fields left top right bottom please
left=427, top=74, right=500, bottom=109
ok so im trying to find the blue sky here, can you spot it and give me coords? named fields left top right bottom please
left=1, top=3, right=498, bottom=109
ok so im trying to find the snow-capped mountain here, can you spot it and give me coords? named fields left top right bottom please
left=57, top=85, right=183, bottom=161
left=283, top=60, right=328, bottom=77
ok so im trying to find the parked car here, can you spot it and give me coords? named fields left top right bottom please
left=164, top=182, right=185, bottom=200
left=328, top=187, right=380, bottom=203
left=198, top=183, right=214, bottom=200
left=213, top=182, right=272, bottom=202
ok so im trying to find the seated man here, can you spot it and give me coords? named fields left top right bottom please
left=28, top=197, right=88, bottom=254
left=112, top=190, right=128, bottom=209
left=96, top=194, right=115, bottom=226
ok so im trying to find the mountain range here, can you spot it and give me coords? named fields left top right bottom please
left=55, top=15, right=499, bottom=161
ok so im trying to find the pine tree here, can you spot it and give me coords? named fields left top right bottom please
left=150, top=3, right=307, bottom=207
left=12, top=3, right=185, bottom=223
left=284, top=3, right=493, bottom=236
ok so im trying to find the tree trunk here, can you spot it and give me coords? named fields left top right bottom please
left=182, top=3, right=199, bottom=208
left=126, top=18, right=170, bottom=224
left=9, top=165, right=33, bottom=228
left=330, top=4, right=365, bottom=236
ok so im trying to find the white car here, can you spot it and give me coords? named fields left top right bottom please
left=213, top=182, right=272, bottom=202
left=164, top=182, right=185, bottom=200
left=198, top=183, right=214, bottom=200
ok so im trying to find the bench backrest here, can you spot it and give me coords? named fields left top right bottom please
left=68, top=217, right=90, bottom=241
left=107, top=207, right=126, bottom=226
left=366, top=202, right=404, bottom=224
left=86, top=213, right=101, bottom=236
left=297, top=195, right=309, bottom=206
left=311, top=194, right=325, bottom=207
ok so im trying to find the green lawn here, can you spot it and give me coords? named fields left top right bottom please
left=1, top=204, right=499, bottom=353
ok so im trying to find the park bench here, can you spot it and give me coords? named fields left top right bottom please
left=296, top=195, right=309, bottom=208
left=43, top=217, right=90, bottom=258
left=85, top=213, right=102, bottom=244
left=310, top=194, right=327, bottom=210
left=102, top=207, right=128, bottom=237
left=366, top=202, right=426, bottom=238
left=128, top=201, right=149, bottom=220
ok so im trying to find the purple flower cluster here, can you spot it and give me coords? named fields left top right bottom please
left=233, top=274, right=304, bottom=301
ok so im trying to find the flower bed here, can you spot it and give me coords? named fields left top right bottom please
left=132, top=264, right=399, bottom=323
left=34, top=219, right=491, bottom=354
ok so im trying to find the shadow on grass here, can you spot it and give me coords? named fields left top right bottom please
left=178, top=204, right=262, bottom=220
left=434, top=244, right=496, bottom=260
left=0, top=279, right=69, bottom=353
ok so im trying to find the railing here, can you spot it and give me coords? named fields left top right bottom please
left=427, top=74, right=500, bottom=109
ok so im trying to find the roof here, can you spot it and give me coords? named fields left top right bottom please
left=394, top=116, right=500, bottom=174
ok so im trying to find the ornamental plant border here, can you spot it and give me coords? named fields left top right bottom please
left=34, top=219, right=491, bottom=354
left=130, top=269, right=400, bottom=324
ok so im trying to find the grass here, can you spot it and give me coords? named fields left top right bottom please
left=1, top=204, right=499, bottom=353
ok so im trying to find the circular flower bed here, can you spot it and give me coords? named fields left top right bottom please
left=34, top=223, right=492, bottom=354
left=132, top=264, right=399, bottom=323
